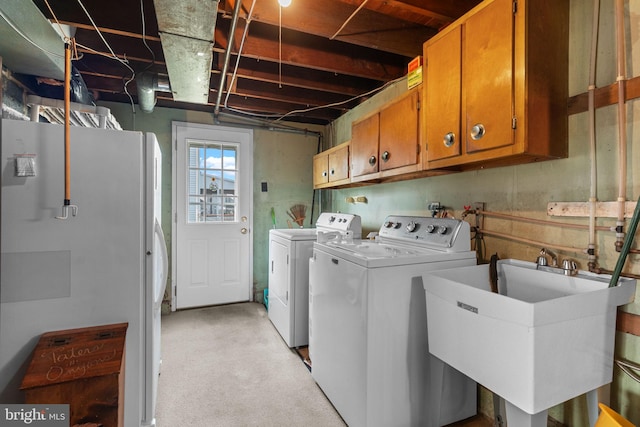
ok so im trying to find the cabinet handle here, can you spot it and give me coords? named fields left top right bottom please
left=322, top=170, right=328, bottom=177
left=330, top=168, right=335, bottom=175
left=368, top=156, right=377, bottom=166
left=470, top=124, right=486, bottom=140
left=443, top=132, right=456, bottom=147
left=381, top=151, right=390, bottom=162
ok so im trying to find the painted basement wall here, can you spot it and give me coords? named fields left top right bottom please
left=323, top=1, right=640, bottom=425
left=98, top=102, right=322, bottom=308
left=323, top=0, right=640, bottom=426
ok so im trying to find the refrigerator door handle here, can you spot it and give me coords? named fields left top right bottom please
left=154, top=219, right=169, bottom=310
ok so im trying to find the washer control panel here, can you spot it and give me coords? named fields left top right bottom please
left=377, top=215, right=470, bottom=251
left=316, top=212, right=362, bottom=235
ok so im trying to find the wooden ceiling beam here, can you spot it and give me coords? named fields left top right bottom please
left=216, top=20, right=406, bottom=81
left=222, top=93, right=341, bottom=121
left=336, top=0, right=482, bottom=25
left=231, top=79, right=354, bottom=110
left=233, top=0, right=434, bottom=57
left=72, top=45, right=379, bottom=100
left=227, top=57, right=380, bottom=96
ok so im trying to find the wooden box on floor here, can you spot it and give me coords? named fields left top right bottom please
left=21, top=323, right=128, bottom=427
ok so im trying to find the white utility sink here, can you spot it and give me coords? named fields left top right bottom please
left=422, top=259, right=636, bottom=420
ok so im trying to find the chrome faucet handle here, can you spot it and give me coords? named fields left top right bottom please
left=536, top=255, right=548, bottom=266
left=539, top=248, right=558, bottom=267
left=562, top=259, right=578, bottom=276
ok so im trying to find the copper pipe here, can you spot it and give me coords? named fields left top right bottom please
left=589, top=266, right=640, bottom=280
left=476, top=209, right=611, bottom=231
left=476, top=228, right=585, bottom=254
left=614, top=0, right=627, bottom=251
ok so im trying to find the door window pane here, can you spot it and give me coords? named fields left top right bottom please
left=187, top=140, right=239, bottom=223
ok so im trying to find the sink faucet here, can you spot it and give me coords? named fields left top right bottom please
left=536, top=248, right=558, bottom=267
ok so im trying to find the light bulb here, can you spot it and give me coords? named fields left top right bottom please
left=278, top=0, right=291, bottom=7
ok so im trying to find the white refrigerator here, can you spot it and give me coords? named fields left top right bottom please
left=0, top=118, right=168, bottom=427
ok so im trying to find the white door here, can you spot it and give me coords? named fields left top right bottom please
left=172, top=122, right=253, bottom=309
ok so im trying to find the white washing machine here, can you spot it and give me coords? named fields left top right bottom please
left=309, top=215, right=478, bottom=427
left=268, top=213, right=361, bottom=347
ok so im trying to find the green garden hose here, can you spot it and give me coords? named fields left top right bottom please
left=609, top=195, right=640, bottom=287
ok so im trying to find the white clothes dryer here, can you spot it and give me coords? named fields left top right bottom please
left=268, top=213, right=361, bottom=347
left=309, top=215, right=477, bottom=427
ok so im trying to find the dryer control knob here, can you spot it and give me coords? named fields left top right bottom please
left=437, top=225, right=448, bottom=235
left=406, top=221, right=417, bottom=232
left=425, top=224, right=436, bottom=233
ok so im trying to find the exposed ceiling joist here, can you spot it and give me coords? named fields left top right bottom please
left=5, top=0, right=482, bottom=125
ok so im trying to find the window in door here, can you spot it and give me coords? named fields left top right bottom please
left=187, top=140, right=239, bottom=223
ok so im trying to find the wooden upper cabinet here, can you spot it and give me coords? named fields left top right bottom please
left=313, top=142, right=350, bottom=189
left=351, top=88, right=421, bottom=180
left=379, top=90, right=420, bottom=171
left=424, top=0, right=569, bottom=170
left=351, top=113, right=380, bottom=177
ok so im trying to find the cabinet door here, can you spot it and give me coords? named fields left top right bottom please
left=464, top=0, right=514, bottom=153
left=379, top=90, right=419, bottom=171
left=425, top=25, right=462, bottom=162
left=351, top=113, right=379, bottom=177
left=328, top=144, right=349, bottom=182
left=312, top=153, right=329, bottom=186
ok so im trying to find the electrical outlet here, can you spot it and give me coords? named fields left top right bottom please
left=428, top=202, right=441, bottom=211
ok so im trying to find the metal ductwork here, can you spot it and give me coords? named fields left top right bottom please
left=152, top=0, right=219, bottom=105
left=0, top=1, right=65, bottom=80
left=136, top=72, right=171, bottom=113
